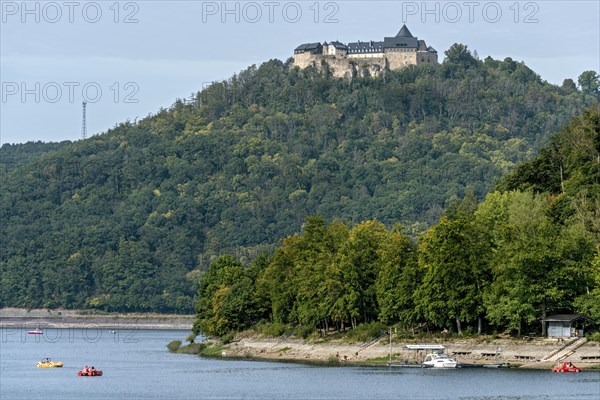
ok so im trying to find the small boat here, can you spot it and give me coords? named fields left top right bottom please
left=552, top=362, right=582, bottom=373
left=36, top=358, right=63, bottom=368
left=28, top=328, right=43, bottom=335
left=422, top=353, right=458, bottom=368
left=78, top=368, right=103, bottom=376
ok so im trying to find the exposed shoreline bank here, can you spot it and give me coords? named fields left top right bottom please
left=0, top=307, right=194, bottom=330
left=210, top=335, right=600, bottom=370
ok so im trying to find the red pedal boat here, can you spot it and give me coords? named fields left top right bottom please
left=552, top=362, right=582, bottom=373
left=78, top=368, right=103, bottom=376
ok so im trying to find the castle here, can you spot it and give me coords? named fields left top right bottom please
left=293, top=25, right=438, bottom=78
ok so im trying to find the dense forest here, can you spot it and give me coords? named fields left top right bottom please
left=194, top=107, right=600, bottom=337
left=0, top=141, right=72, bottom=171
left=1, top=44, right=598, bottom=313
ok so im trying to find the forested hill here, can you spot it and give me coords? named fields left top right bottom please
left=0, top=141, right=72, bottom=171
left=1, top=44, right=598, bottom=313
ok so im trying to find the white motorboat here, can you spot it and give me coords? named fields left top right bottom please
left=422, top=353, right=458, bottom=368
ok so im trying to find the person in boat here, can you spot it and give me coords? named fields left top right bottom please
left=83, top=366, right=89, bottom=374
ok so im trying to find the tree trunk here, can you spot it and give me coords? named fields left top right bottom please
left=477, top=316, right=482, bottom=335
left=455, top=317, right=462, bottom=335
left=518, top=319, right=522, bottom=337
left=541, top=301, right=547, bottom=337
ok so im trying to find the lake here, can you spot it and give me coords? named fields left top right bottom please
left=1, top=328, right=598, bottom=399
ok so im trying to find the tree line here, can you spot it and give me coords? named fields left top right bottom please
left=194, top=107, right=600, bottom=337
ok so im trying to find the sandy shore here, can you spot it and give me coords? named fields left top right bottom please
left=220, top=335, right=600, bottom=369
left=0, top=307, right=194, bottom=330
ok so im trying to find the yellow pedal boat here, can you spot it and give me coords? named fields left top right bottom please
left=36, top=358, right=63, bottom=368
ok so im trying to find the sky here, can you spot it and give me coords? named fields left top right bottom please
left=1, top=0, right=599, bottom=144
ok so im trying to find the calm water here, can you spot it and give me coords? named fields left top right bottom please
left=1, top=328, right=599, bottom=400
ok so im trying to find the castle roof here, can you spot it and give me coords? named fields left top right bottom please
left=383, top=35, right=418, bottom=49
left=396, top=25, right=414, bottom=38
left=347, top=40, right=384, bottom=53
left=295, top=26, right=436, bottom=55
left=295, top=42, right=322, bottom=51
left=294, top=42, right=323, bottom=54
left=330, top=41, right=347, bottom=50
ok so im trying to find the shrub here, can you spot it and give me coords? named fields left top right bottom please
left=327, top=354, right=340, bottom=364
left=254, top=322, right=290, bottom=337
left=293, top=325, right=315, bottom=339
left=346, top=322, right=388, bottom=343
left=186, top=333, right=197, bottom=343
left=587, top=332, right=600, bottom=342
left=220, top=332, right=235, bottom=344
left=167, top=340, right=182, bottom=352
left=177, top=343, right=204, bottom=354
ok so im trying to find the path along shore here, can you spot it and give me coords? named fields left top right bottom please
left=0, top=307, right=194, bottom=330
left=220, top=335, right=600, bottom=370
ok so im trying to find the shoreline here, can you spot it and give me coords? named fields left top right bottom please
left=0, top=307, right=194, bottom=330
left=215, top=335, right=600, bottom=370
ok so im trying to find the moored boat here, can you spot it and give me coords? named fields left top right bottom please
left=28, top=328, right=43, bottom=335
left=422, top=353, right=458, bottom=368
left=552, top=362, right=582, bottom=373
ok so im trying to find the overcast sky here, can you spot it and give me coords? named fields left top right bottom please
left=1, top=0, right=599, bottom=144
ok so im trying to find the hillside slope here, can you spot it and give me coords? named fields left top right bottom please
left=0, top=50, right=597, bottom=313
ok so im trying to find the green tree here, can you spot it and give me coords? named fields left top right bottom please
left=375, top=225, right=419, bottom=326
left=578, top=71, right=600, bottom=96
left=415, top=199, right=490, bottom=334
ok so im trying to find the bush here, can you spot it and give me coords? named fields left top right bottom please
left=220, top=332, right=235, bottom=344
left=254, top=322, right=290, bottom=337
left=292, top=325, right=315, bottom=339
left=186, top=333, right=197, bottom=343
left=326, top=354, right=340, bottom=364
left=177, top=343, right=204, bottom=354
left=587, top=332, right=600, bottom=342
left=167, top=340, right=205, bottom=354
left=167, top=340, right=182, bottom=352
left=346, top=322, right=388, bottom=343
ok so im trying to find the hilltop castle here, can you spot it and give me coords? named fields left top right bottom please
left=293, top=25, right=438, bottom=78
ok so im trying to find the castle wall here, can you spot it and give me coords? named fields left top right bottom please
left=292, top=54, right=386, bottom=79
left=416, top=51, right=438, bottom=65
left=293, top=44, right=437, bottom=76
left=293, top=53, right=319, bottom=69
left=383, top=48, right=417, bottom=70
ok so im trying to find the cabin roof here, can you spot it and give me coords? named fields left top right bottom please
left=543, top=314, right=591, bottom=323
left=404, top=344, right=445, bottom=350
